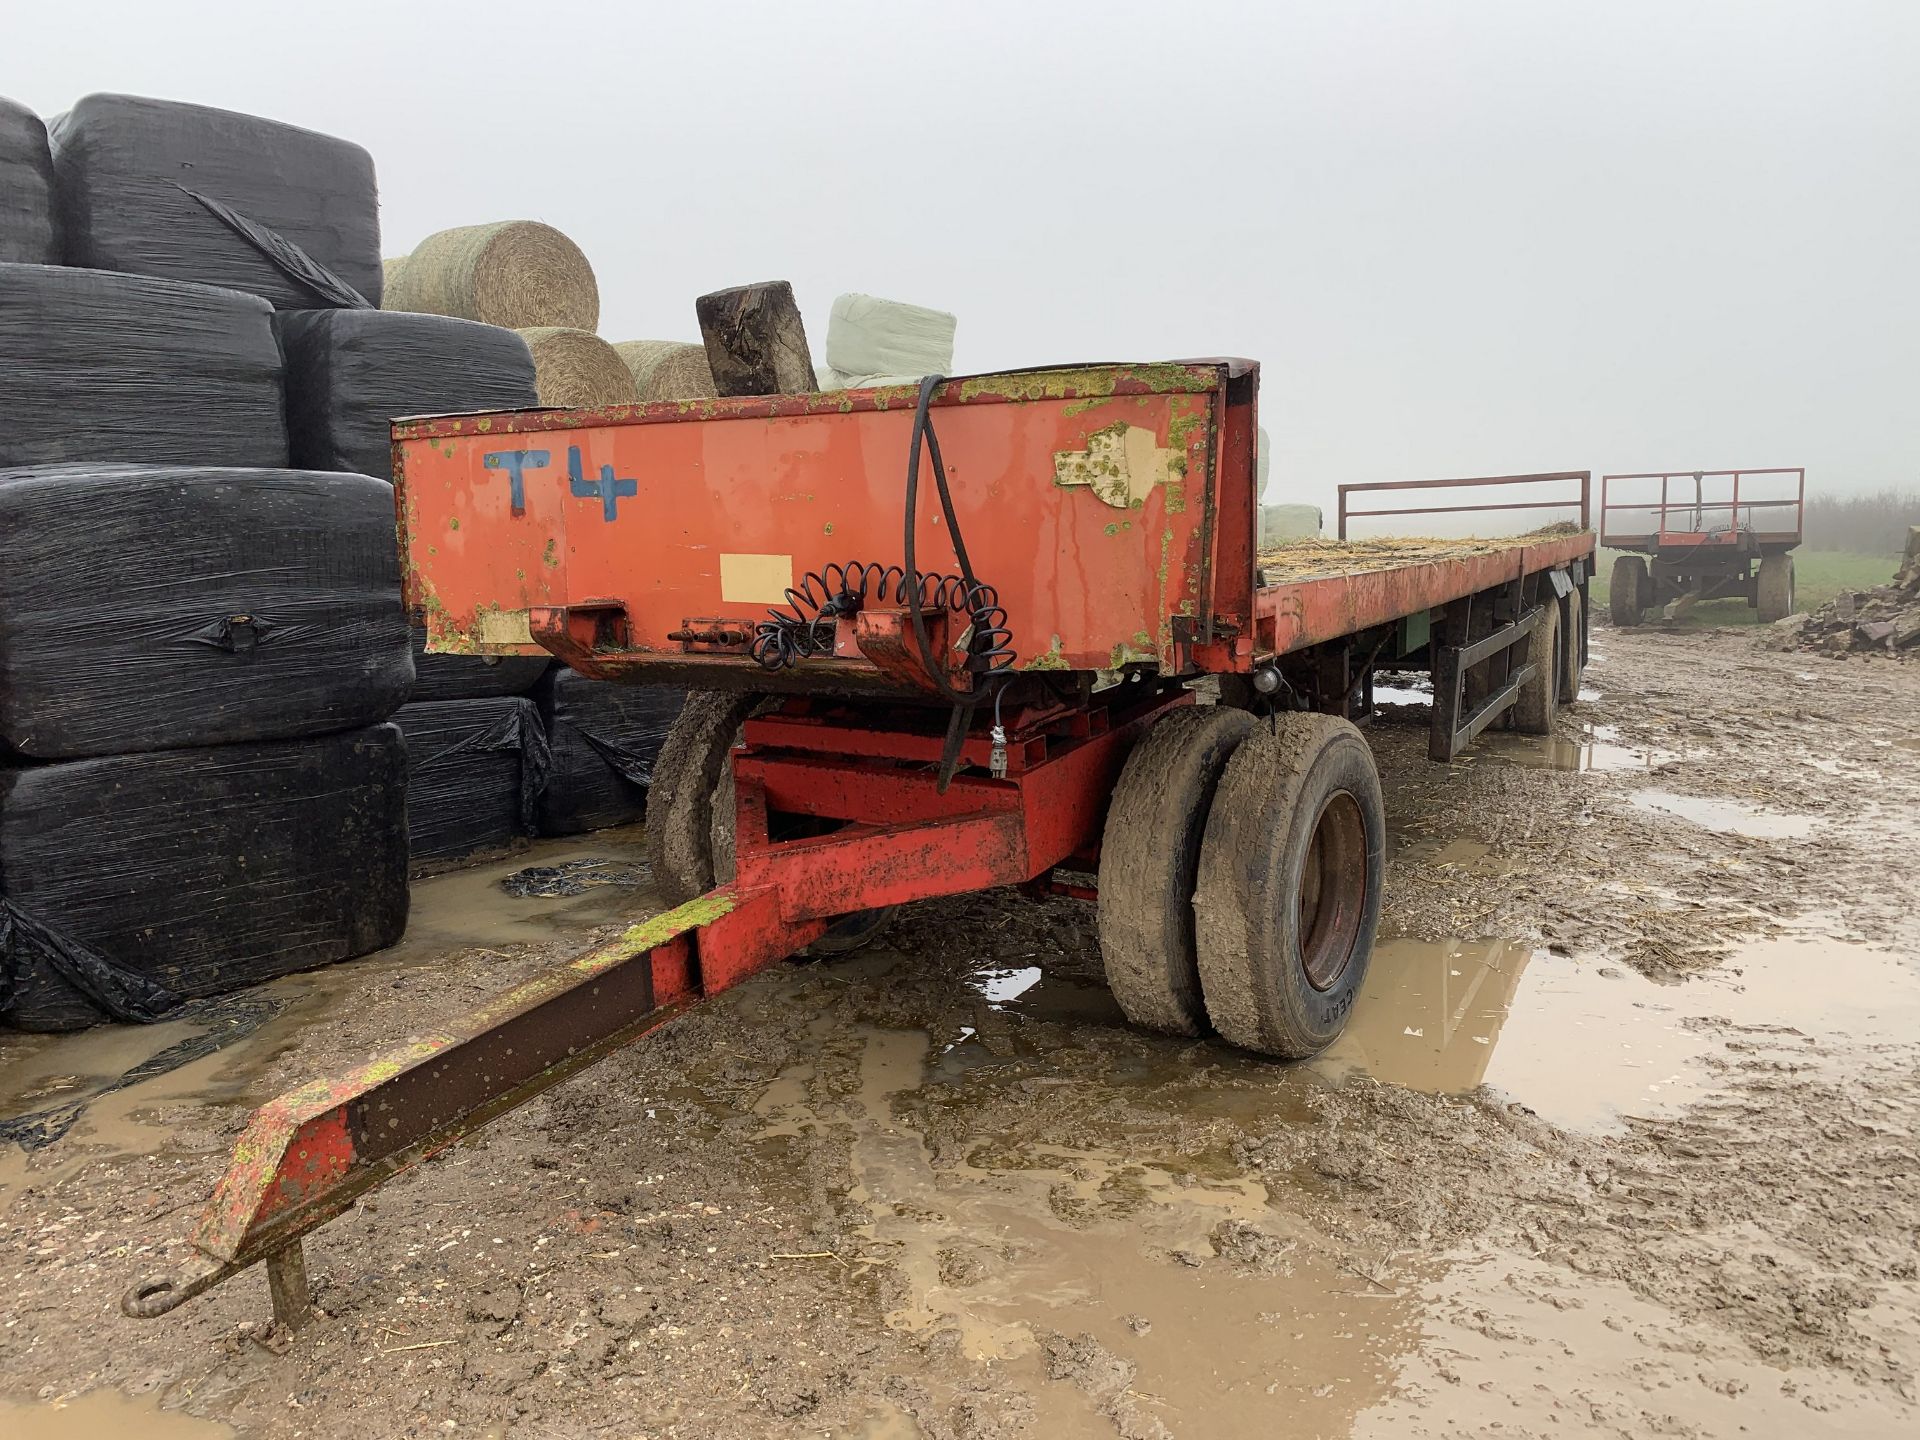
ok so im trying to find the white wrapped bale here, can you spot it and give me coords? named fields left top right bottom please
left=825, top=293, right=955, bottom=380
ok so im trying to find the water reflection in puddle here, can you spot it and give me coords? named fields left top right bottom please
left=1481, top=723, right=1674, bottom=772
left=1319, top=936, right=1920, bottom=1131
left=1630, top=788, right=1816, bottom=838
left=973, top=965, right=1044, bottom=1006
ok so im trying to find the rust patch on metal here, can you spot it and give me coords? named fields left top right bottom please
left=1053, top=423, right=1176, bottom=509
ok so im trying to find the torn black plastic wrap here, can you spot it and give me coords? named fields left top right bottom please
left=48, top=93, right=383, bottom=308
left=536, top=669, right=686, bottom=836
left=0, top=726, right=409, bottom=1032
left=0, top=96, right=58, bottom=264
left=0, top=264, right=287, bottom=468
left=391, top=698, right=550, bottom=864
left=276, top=309, right=537, bottom=482
left=0, top=466, right=414, bottom=759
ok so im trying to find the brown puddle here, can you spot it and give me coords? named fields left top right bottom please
left=1630, top=786, right=1817, bottom=838
left=760, top=1019, right=1429, bottom=1439
left=0, top=834, right=657, bottom=1206
left=1317, top=935, right=1920, bottom=1131
left=1352, top=1253, right=1920, bottom=1440
left=0, top=1390, right=233, bottom=1439
left=1479, top=722, right=1677, bottom=772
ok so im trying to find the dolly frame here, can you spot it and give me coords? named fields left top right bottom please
left=123, top=683, right=1184, bottom=1325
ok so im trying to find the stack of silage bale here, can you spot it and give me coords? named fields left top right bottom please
left=0, top=92, right=414, bottom=1029
left=272, top=304, right=556, bottom=870
left=380, top=215, right=689, bottom=844
left=0, top=98, right=58, bottom=263
left=815, top=292, right=956, bottom=390
left=535, top=670, right=686, bottom=836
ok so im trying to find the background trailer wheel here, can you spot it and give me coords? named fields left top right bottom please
left=1192, top=714, right=1386, bottom=1059
left=1757, top=553, right=1796, bottom=622
left=1610, top=554, right=1649, bottom=626
left=1096, top=704, right=1258, bottom=1035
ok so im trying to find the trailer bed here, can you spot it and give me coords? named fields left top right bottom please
left=1253, top=527, right=1592, bottom=658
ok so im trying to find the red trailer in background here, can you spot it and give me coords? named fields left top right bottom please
left=1599, top=467, right=1805, bottom=624
left=126, top=361, right=1595, bottom=1328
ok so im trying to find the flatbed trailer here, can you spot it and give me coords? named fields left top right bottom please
left=125, top=361, right=1595, bottom=1327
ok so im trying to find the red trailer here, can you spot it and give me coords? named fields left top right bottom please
left=1599, top=467, right=1805, bottom=624
left=125, top=361, right=1594, bottom=1326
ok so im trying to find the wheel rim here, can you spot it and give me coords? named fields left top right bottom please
left=1297, top=790, right=1369, bottom=991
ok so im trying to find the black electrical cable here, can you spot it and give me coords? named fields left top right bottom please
left=903, top=373, right=1013, bottom=704
left=744, top=376, right=1014, bottom=788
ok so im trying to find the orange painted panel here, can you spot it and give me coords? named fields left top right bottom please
left=393, top=365, right=1235, bottom=678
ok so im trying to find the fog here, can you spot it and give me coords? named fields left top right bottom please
left=10, top=1, right=1915, bottom=515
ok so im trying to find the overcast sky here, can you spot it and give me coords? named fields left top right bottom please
left=12, top=1, right=1916, bottom=514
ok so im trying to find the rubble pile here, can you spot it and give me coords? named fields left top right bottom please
left=1773, top=528, right=1920, bottom=657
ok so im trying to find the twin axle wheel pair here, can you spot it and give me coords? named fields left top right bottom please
left=645, top=694, right=1386, bottom=1060
left=1097, top=707, right=1384, bottom=1059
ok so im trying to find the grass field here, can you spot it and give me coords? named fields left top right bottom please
left=1589, top=548, right=1897, bottom=628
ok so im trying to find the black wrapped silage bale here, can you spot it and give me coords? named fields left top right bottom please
left=0, top=725, right=409, bottom=1032
left=408, top=622, right=550, bottom=703
left=48, top=93, right=383, bottom=309
left=274, top=309, right=537, bottom=481
left=536, top=670, right=685, bottom=836
left=391, top=697, right=548, bottom=866
left=0, top=466, right=413, bottom=760
left=0, top=263, right=288, bottom=468
left=0, top=97, right=58, bottom=264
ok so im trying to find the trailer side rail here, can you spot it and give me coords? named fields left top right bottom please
left=1599, top=468, right=1805, bottom=549
left=1336, top=471, right=1591, bottom=540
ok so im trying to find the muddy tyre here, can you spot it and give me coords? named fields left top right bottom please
left=1097, top=704, right=1258, bottom=1035
left=1558, top=588, right=1584, bottom=705
left=1757, top=554, right=1795, bottom=623
left=645, top=691, right=765, bottom=904
left=1193, top=714, right=1385, bottom=1059
left=1610, top=555, right=1648, bottom=627
left=1512, top=597, right=1559, bottom=735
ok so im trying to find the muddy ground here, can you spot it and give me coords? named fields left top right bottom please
left=3, top=623, right=1918, bottom=1439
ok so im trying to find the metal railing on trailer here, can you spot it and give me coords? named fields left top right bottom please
left=1323, top=472, right=1593, bottom=760
left=1598, top=468, right=1805, bottom=549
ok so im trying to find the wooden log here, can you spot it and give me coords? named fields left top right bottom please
left=695, top=281, right=817, bottom=396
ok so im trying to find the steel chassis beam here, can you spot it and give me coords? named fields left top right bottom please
left=1429, top=602, right=1542, bottom=761
left=122, top=686, right=1187, bottom=1327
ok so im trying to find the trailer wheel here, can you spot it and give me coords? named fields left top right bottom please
left=1193, top=714, right=1385, bottom=1059
left=1558, top=589, right=1584, bottom=705
left=1097, top=704, right=1258, bottom=1035
left=646, top=691, right=766, bottom=904
left=1609, top=556, right=1648, bottom=626
left=1511, top=599, right=1559, bottom=734
left=1757, top=554, right=1796, bottom=622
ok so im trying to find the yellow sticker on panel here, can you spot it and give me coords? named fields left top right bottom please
left=720, top=553, right=794, bottom=605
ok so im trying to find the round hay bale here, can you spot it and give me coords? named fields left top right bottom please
left=385, top=221, right=598, bottom=331
left=613, top=340, right=718, bottom=402
left=517, top=328, right=637, bottom=408
left=381, top=255, right=410, bottom=297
